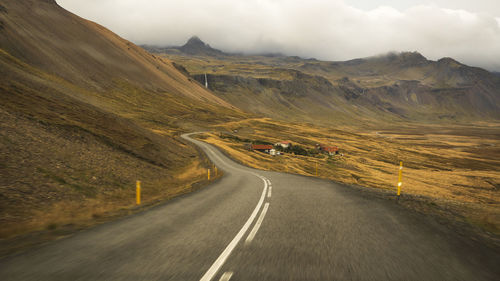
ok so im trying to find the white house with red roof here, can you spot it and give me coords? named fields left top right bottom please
left=274, top=140, right=292, bottom=149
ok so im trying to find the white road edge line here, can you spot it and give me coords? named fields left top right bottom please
left=218, top=271, right=233, bottom=281
left=245, top=202, right=270, bottom=244
left=199, top=176, right=268, bottom=281
left=267, top=185, right=272, bottom=198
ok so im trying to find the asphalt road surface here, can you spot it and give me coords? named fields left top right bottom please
left=1, top=133, right=498, bottom=280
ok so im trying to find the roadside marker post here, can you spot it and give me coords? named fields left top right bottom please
left=136, top=180, right=141, bottom=205
left=397, top=161, right=403, bottom=200
left=208, top=169, right=210, bottom=180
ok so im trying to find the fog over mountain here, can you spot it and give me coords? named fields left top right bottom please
left=57, top=0, right=500, bottom=71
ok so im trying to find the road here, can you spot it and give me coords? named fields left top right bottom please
left=0, top=133, right=498, bottom=280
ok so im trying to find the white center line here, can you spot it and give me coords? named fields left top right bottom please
left=218, top=272, right=233, bottom=281
left=267, top=185, right=272, bottom=198
left=199, top=176, right=268, bottom=281
left=184, top=135, right=273, bottom=281
left=245, top=202, right=270, bottom=244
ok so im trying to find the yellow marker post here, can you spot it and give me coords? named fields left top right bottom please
left=397, top=161, right=403, bottom=200
left=208, top=169, right=210, bottom=180
left=136, top=180, right=141, bottom=205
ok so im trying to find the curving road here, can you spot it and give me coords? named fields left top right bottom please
left=0, top=133, right=498, bottom=280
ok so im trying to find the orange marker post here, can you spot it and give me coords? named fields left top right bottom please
left=136, top=180, right=141, bottom=205
left=397, top=161, right=403, bottom=200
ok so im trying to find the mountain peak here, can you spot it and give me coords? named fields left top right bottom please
left=184, top=36, right=206, bottom=47
left=179, top=36, right=225, bottom=56
left=437, top=57, right=461, bottom=67
left=386, top=51, right=426, bottom=62
left=377, top=51, right=428, bottom=67
left=400, top=51, right=427, bottom=62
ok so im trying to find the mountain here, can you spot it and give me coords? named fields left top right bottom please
left=296, top=52, right=500, bottom=120
left=299, top=52, right=498, bottom=90
left=142, top=36, right=227, bottom=57
left=149, top=39, right=500, bottom=123
left=0, top=0, right=244, bottom=239
left=178, top=36, right=226, bottom=56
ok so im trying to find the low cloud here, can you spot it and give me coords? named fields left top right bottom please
left=57, top=0, right=500, bottom=71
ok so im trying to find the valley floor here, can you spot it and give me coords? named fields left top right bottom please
left=197, top=118, right=500, bottom=238
left=1, top=115, right=498, bottom=257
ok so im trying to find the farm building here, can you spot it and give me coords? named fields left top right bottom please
left=316, top=144, right=339, bottom=155
left=250, top=144, right=273, bottom=153
left=274, top=141, right=292, bottom=149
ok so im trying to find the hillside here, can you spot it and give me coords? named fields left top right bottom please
left=1, top=0, right=499, bottom=254
left=0, top=0, right=245, bottom=244
left=146, top=38, right=500, bottom=124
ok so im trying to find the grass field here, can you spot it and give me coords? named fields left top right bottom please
left=195, top=118, right=500, bottom=235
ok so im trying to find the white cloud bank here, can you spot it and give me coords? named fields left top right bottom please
left=57, top=0, right=500, bottom=71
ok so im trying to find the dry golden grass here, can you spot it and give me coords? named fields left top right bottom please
left=0, top=156, right=219, bottom=240
left=198, top=118, right=500, bottom=234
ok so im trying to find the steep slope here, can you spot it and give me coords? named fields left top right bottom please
left=191, top=71, right=375, bottom=124
left=0, top=2, right=232, bottom=107
left=0, top=0, right=244, bottom=242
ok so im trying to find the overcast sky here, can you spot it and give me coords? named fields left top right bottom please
left=57, top=0, right=500, bottom=71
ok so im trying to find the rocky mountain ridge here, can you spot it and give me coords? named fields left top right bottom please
left=148, top=37, right=500, bottom=123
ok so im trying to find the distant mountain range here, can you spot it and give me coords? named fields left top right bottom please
left=143, top=37, right=500, bottom=123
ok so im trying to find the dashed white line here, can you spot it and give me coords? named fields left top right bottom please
left=245, top=202, right=270, bottom=244
left=267, top=185, right=272, bottom=198
left=199, top=177, right=268, bottom=281
left=184, top=134, right=273, bottom=281
left=218, top=272, right=233, bottom=281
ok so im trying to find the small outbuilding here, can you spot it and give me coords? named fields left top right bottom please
left=251, top=144, right=274, bottom=153
left=316, top=144, right=339, bottom=156
left=274, top=141, right=292, bottom=149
